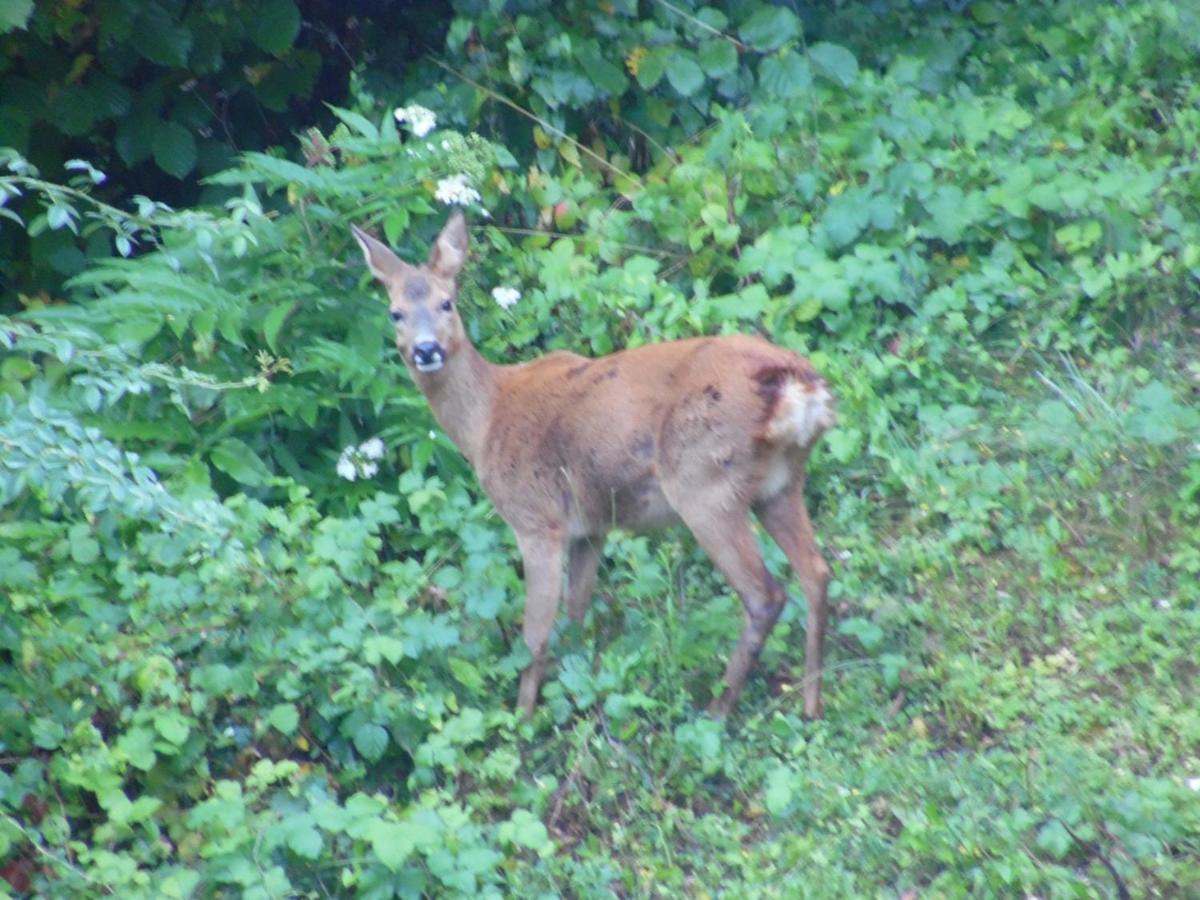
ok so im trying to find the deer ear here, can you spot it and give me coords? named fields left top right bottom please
left=351, top=224, right=407, bottom=282
left=429, top=211, right=468, bottom=279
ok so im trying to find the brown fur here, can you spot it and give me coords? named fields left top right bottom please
left=352, top=213, right=835, bottom=719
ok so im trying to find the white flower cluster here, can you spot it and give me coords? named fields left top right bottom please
left=434, top=173, right=481, bottom=206
left=337, top=437, right=385, bottom=481
left=394, top=104, right=437, bottom=137
left=491, top=286, right=520, bottom=310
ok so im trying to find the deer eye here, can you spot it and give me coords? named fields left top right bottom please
left=389, top=309, right=405, bottom=323
left=439, top=299, right=453, bottom=312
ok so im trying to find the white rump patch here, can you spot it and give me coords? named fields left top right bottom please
left=762, top=381, right=835, bottom=448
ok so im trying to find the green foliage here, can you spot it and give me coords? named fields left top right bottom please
left=2, top=0, right=1200, bottom=896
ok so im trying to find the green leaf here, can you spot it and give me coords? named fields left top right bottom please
left=809, top=42, right=859, bottom=87
left=154, top=710, right=190, bottom=745
left=697, top=40, right=738, bottom=78
left=666, top=52, right=705, bottom=96
left=739, top=7, right=800, bottom=52
left=286, top=821, right=323, bottom=859
left=578, top=43, right=628, bottom=95
left=353, top=722, right=389, bottom=761
left=249, top=0, right=301, bottom=55
left=758, top=51, right=812, bottom=98
left=636, top=47, right=668, bottom=90
left=68, top=522, right=100, bottom=564
left=764, top=766, right=795, bottom=816
left=0, top=0, right=34, bottom=33
left=152, top=122, right=197, bottom=179
left=117, top=727, right=157, bottom=771
left=262, top=302, right=294, bottom=352
left=267, top=703, right=300, bottom=735
left=1036, top=819, right=1074, bottom=860
left=368, top=820, right=418, bottom=871
left=210, top=438, right=272, bottom=487
left=503, top=809, right=551, bottom=851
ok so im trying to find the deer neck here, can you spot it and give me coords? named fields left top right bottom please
left=417, top=339, right=498, bottom=466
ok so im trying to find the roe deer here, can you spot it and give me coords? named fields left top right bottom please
left=352, top=212, right=835, bottom=718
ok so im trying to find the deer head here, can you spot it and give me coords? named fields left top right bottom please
left=351, top=212, right=469, bottom=375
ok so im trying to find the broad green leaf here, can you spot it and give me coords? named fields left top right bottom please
left=0, top=0, right=34, bottom=33
left=353, top=722, right=389, bottom=761
left=267, top=703, right=300, bottom=735
left=1036, top=819, right=1073, bottom=860
left=152, top=122, right=197, bottom=179
left=809, top=42, right=859, bottom=87
left=636, top=47, right=668, bottom=89
left=210, top=438, right=272, bottom=487
left=666, top=52, right=705, bottom=96
left=249, top=0, right=300, bottom=55
left=698, top=39, right=738, bottom=78
left=578, top=43, right=628, bottom=95
left=369, top=819, right=417, bottom=870
left=758, top=51, right=811, bottom=98
left=739, top=7, right=800, bottom=52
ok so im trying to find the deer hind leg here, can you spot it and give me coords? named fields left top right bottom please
left=755, top=477, right=831, bottom=719
left=668, top=492, right=787, bottom=717
left=515, top=532, right=565, bottom=717
left=566, top=537, right=602, bottom=624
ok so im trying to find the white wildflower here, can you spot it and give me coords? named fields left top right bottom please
left=492, top=286, right=521, bottom=310
left=394, top=104, right=437, bottom=137
left=435, top=173, right=481, bottom=206
left=338, top=438, right=386, bottom=480
left=1157, top=598, right=1172, bottom=610
left=1188, top=777, right=1200, bottom=791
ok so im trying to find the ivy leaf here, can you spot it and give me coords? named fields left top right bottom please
left=152, top=122, right=197, bottom=179
left=353, top=722, right=389, bottom=761
left=739, top=7, right=800, bottom=52
left=666, top=52, right=705, bottom=97
left=809, top=42, right=859, bottom=87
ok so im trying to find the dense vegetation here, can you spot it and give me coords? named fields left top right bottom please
left=2, top=0, right=1198, bottom=896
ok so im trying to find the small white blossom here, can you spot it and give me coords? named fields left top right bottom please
left=492, top=286, right=521, bottom=310
left=1188, top=777, right=1200, bottom=791
left=394, top=104, right=437, bottom=137
left=1157, top=598, right=1172, bottom=610
left=338, top=438, right=387, bottom=481
left=435, top=173, right=481, bottom=206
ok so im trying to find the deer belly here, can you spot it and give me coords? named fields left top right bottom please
left=567, top=469, right=679, bottom=536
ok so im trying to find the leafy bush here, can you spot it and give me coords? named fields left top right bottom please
left=2, top=0, right=1199, bottom=895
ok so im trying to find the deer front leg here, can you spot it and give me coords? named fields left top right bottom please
left=516, top=532, right=565, bottom=717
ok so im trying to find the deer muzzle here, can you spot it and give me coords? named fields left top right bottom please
left=412, top=341, right=445, bottom=372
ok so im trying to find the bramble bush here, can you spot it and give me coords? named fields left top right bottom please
left=2, top=0, right=1199, bottom=895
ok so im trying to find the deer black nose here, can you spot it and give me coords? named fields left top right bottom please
left=412, top=341, right=445, bottom=372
